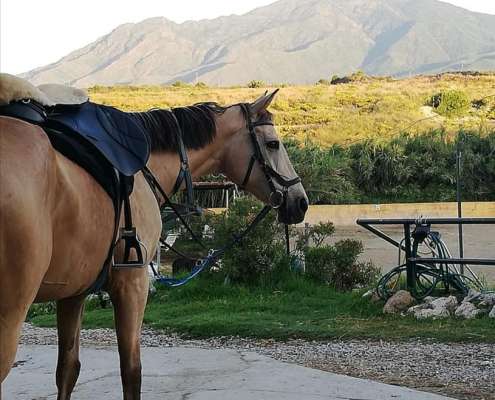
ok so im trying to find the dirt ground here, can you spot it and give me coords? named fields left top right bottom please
left=329, top=224, right=495, bottom=284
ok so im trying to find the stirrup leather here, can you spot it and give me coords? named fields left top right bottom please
left=113, top=174, right=146, bottom=268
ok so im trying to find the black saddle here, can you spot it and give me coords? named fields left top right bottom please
left=0, top=99, right=151, bottom=293
left=46, top=102, right=150, bottom=176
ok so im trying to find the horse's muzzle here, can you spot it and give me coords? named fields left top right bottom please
left=278, top=195, right=308, bottom=224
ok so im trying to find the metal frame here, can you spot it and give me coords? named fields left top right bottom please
left=356, top=217, right=495, bottom=293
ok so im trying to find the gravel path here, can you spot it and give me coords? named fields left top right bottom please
left=20, top=323, right=494, bottom=400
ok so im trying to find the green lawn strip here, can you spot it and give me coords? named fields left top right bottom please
left=29, top=278, right=495, bottom=342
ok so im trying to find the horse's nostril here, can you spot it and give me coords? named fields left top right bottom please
left=299, top=197, right=309, bottom=212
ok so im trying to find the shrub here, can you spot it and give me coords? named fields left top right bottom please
left=171, top=80, right=190, bottom=88
left=247, top=80, right=265, bottom=88
left=429, top=90, right=470, bottom=117
left=316, top=79, right=331, bottom=86
left=208, top=197, right=289, bottom=285
left=296, top=223, right=379, bottom=290
left=304, top=241, right=379, bottom=290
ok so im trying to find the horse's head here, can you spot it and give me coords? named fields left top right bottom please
left=221, top=90, right=308, bottom=224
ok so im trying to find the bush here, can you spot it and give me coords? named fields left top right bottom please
left=171, top=80, right=190, bottom=88
left=304, top=242, right=379, bottom=290
left=429, top=90, right=470, bottom=117
left=208, top=197, right=289, bottom=285
left=296, top=223, right=380, bottom=290
left=247, top=80, right=265, bottom=88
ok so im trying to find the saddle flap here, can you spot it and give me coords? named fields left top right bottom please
left=47, top=102, right=150, bottom=176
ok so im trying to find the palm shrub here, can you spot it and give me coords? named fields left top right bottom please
left=285, top=139, right=360, bottom=204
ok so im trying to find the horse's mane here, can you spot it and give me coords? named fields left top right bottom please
left=130, top=102, right=227, bottom=152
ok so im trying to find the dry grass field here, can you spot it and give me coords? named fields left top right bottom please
left=88, top=73, right=495, bottom=147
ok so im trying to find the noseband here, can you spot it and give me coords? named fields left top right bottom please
left=239, top=104, right=301, bottom=209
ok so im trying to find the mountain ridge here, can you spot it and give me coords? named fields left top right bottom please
left=21, top=0, right=495, bottom=86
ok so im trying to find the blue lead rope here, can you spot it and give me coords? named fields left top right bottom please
left=149, top=205, right=272, bottom=288
left=152, top=250, right=220, bottom=287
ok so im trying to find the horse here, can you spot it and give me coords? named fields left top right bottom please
left=0, top=90, right=308, bottom=399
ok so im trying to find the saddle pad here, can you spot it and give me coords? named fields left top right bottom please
left=47, top=102, right=150, bottom=176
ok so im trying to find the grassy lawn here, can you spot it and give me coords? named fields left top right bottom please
left=29, top=275, right=495, bottom=343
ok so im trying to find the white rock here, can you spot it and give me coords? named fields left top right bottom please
left=463, top=289, right=481, bottom=303
left=423, top=296, right=438, bottom=304
left=455, top=302, right=483, bottom=319
left=489, top=305, right=495, bottom=319
left=407, top=303, right=432, bottom=315
left=478, top=293, right=495, bottom=308
left=415, top=308, right=450, bottom=320
left=430, top=296, right=458, bottom=313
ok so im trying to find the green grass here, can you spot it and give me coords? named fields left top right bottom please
left=29, top=275, right=495, bottom=342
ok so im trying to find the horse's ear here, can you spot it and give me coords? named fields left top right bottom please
left=250, top=89, right=279, bottom=115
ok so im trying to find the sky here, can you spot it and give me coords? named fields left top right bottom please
left=1, top=0, right=494, bottom=74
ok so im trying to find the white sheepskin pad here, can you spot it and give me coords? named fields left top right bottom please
left=37, top=83, right=88, bottom=105
left=0, top=73, right=54, bottom=106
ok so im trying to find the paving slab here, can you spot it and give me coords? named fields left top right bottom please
left=2, top=345, right=454, bottom=400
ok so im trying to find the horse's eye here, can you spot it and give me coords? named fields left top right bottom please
left=266, top=140, right=280, bottom=150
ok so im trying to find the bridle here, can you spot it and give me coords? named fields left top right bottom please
left=141, top=102, right=303, bottom=286
left=238, top=103, right=301, bottom=209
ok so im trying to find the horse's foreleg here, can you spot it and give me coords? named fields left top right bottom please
left=109, top=269, right=149, bottom=400
left=55, top=295, right=85, bottom=400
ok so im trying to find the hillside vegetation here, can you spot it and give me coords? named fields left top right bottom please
left=90, top=73, right=495, bottom=146
left=89, top=73, right=495, bottom=204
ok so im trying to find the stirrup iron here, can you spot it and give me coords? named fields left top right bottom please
left=113, top=227, right=146, bottom=268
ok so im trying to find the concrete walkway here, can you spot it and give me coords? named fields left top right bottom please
left=3, top=345, right=454, bottom=400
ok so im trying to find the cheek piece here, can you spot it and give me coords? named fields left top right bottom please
left=238, top=103, right=301, bottom=209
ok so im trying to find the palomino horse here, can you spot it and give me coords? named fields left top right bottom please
left=0, top=90, right=308, bottom=399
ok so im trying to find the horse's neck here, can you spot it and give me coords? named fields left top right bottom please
left=146, top=106, right=244, bottom=196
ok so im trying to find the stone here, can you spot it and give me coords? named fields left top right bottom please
left=423, top=296, right=438, bottom=304
left=383, top=290, right=414, bottom=314
left=430, top=296, right=458, bottom=313
left=455, top=302, right=483, bottom=319
left=407, top=296, right=457, bottom=320
left=463, top=289, right=481, bottom=303
left=406, top=303, right=432, bottom=315
left=478, top=293, right=495, bottom=308
left=415, top=308, right=450, bottom=320
left=489, top=306, right=495, bottom=319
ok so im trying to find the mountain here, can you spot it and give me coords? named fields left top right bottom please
left=22, top=0, right=495, bottom=86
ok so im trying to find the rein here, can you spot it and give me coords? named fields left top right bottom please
left=142, top=165, right=271, bottom=287
left=142, top=103, right=301, bottom=287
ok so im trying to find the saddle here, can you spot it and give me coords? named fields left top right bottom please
left=0, top=97, right=151, bottom=292
left=47, top=102, right=149, bottom=176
